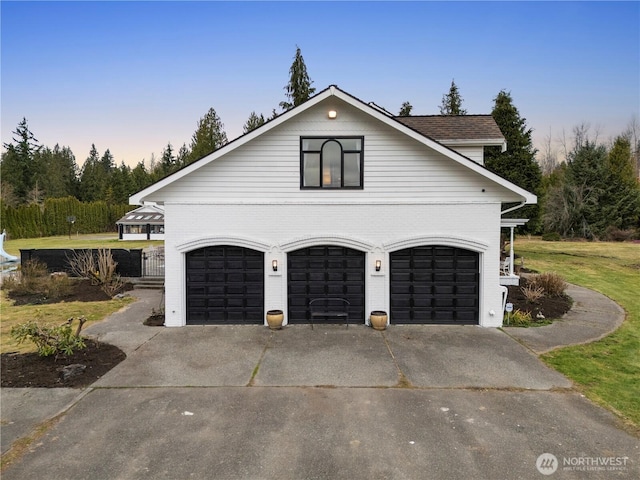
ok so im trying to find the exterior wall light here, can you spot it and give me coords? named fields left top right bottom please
left=375, top=260, right=382, bottom=272
left=328, top=110, right=337, bottom=119
left=272, top=260, right=278, bottom=272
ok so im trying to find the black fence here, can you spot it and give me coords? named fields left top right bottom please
left=20, top=249, right=143, bottom=277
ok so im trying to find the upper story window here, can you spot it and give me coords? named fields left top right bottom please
left=300, top=136, right=364, bottom=189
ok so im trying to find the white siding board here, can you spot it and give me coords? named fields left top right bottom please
left=142, top=100, right=522, bottom=205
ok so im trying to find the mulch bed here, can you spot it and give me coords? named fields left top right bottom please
left=7, top=278, right=132, bottom=306
left=506, top=277, right=572, bottom=321
left=1, top=339, right=126, bottom=388
left=3, top=278, right=130, bottom=388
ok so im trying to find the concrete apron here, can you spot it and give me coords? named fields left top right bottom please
left=93, top=324, right=571, bottom=390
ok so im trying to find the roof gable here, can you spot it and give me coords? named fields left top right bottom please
left=130, top=85, right=535, bottom=206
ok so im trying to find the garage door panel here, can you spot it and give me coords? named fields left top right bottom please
left=413, top=272, right=432, bottom=282
left=186, top=246, right=264, bottom=325
left=390, top=246, right=479, bottom=325
left=288, top=246, right=365, bottom=324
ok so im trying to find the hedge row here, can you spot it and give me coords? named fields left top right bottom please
left=0, top=197, right=131, bottom=239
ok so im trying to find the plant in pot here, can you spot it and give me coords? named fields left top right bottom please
left=266, top=310, right=284, bottom=330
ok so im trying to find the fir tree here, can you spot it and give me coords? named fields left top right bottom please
left=279, top=46, right=315, bottom=111
left=439, top=80, right=467, bottom=115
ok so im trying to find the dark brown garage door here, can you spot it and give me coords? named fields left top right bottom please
left=288, top=246, right=365, bottom=324
left=186, top=246, right=264, bottom=325
left=390, top=246, right=479, bottom=324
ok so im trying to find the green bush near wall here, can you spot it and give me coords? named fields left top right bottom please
left=0, top=197, right=130, bottom=239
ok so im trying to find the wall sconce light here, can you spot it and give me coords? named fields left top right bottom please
left=272, top=260, right=278, bottom=272
left=328, top=110, right=337, bottom=119
left=375, top=260, right=382, bottom=272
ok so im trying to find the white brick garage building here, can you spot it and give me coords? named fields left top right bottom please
left=131, top=86, right=535, bottom=328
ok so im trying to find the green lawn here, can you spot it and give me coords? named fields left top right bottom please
left=515, top=238, right=639, bottom=431
left=0, top=291, right=133, bottom=354
left=2, top=234, right=163, bottom=257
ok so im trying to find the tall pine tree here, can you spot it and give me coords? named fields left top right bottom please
left=485, top=90, right=541, bottom=231
left=187, top=108, right=228, bottom=163
left=1, top=118, right=42, bottom=203
left=279, top=46, right=315, bottom=111
left=439, top=80, right=467, bottom=115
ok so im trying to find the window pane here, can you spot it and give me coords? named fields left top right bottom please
left=322, top=141, right=342, bottom=187
left=340, top=138, right=362, bottom=150
left=303, top=153, right=320, bottom=187
left=344, top=153, right=361, bottom=186
left=302, top=139, right=324, bottom=151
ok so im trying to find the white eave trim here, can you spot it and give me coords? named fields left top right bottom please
left=440, top=138, right=507, bottom=152
left=500, top=218, right=529, bottom=227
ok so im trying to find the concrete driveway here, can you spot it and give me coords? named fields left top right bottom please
left=1, top=289, right=638, bottom=479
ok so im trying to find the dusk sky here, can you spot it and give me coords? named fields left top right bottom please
left=2, top=1, right=639, bottom=168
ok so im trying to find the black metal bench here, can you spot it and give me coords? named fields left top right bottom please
left=309, top=298, right=350, bottom=328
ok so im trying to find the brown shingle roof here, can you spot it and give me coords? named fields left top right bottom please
left=394, top=115, right=504, bottom=142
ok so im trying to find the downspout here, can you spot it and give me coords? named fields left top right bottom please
left=501, top=200, right=526, bottom=276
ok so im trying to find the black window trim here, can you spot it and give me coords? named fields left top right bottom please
left=300, top=136, right=364, bottom=189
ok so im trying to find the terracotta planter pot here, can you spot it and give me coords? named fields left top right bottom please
left=266, top=310, right=284, bottom=330
left=370, top=311, right=388, bottom=331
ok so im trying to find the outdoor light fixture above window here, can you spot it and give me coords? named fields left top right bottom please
left=328, top=110, right=337, bottom=119
left=375, top=260, right=382, bottom=272
left=272, top=260, right=278, bottom=272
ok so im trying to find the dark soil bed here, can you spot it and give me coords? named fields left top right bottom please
left=3, top=278, right=131, bottom=388
left=506, top=277, right=573, bottom=322
left=1, top=339, right=126, bottom=388
left=7, top=278, right=133, bottom=306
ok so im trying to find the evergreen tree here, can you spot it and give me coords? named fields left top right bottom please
left=130, top=161, right=152, bottom=192
left=485, top=90, right=542, bottom=231
left=439, top=80, right=467, bottom=115
left=79, top=144, right=108, bottom=202
left=187, top=107, right=228, bottom=163
left=100, top=149, right=114, bottom=173
left=279, top=46, right=315, bottom=111
left=542, top=136, right=640, bottom=238
left=160, top=142, right=177, bottom=175
left=176, top=143, right=190, bottom=169
left=243, top=111, right=266, bottom=134
left=398, top=102, right=413, bottom=116
left=601, top=137, right=640, bottom=232
left=35, top=144, right=79, bottom=199
left=1, top=118, right=42, bottom=202
left=109, top=162, right=135, bottom=204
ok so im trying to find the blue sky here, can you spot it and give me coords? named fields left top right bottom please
left=2, top=1, right=638, bottom=167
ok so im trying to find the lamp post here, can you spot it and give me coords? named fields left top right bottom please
left=67, top=216, right=76, bottom=239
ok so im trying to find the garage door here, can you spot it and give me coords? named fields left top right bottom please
left=288, top=246, right=365, bottom=324
left=186, top=246, right=264, bottom=325
left=390, top=246, right=479, bottom=324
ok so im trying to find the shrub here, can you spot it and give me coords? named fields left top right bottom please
left=11, top=317, right=87, bottom=358
left=521, top=284, right=545, bottom=303
left=542, top=232, right=562, bottom=241
left=602, top=226, right=638, bottom=242
left=66, top=248, right=124, bottom=296
left=529, top=272, right=567, bottom=297
left=504, top=309, right=532, bottom=327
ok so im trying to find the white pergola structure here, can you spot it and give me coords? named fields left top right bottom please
left=500, top=218, right=529, bottom=286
